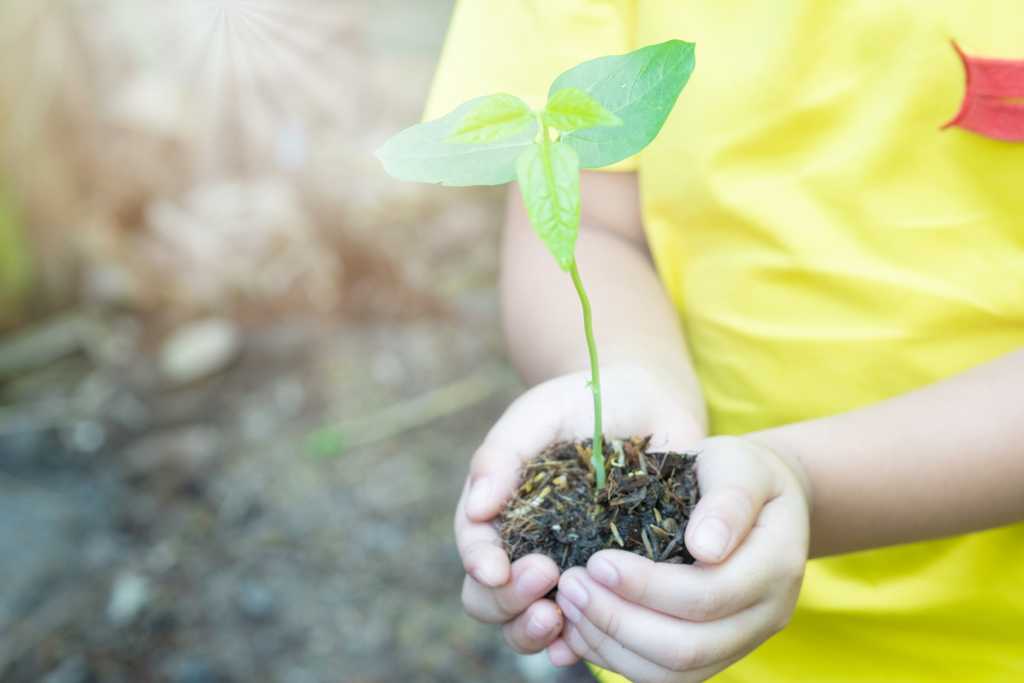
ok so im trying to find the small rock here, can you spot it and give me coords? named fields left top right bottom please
left=106, top=571, right=149, bottom=626
left=145, top=541, right=178, bottom=574
left=236, top=582, right=277, bottom=622
left=162, top=656, right=224, bottom=683
left=124, top=425, right=222, bottom=488
left=42, top=655, right=91, bottom=683
left=66, top=420, right=106, bottom=454
left=159, top=319, right=241, bottom=385
left=106, top=391, right=149, bottom=430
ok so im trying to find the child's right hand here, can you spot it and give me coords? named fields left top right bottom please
left=455, top=365, right=706, bottom=658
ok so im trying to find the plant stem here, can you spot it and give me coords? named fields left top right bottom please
left=569, top=261, right=605, bottom=490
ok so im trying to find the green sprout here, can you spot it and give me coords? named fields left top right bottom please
left=376, top=40, right=695, bottom=490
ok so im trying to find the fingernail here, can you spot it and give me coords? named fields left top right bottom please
left=693, top=517, right=730, bottom=560
left=588, top=557, right=618, bottom=587
left=556, top=594, right=582, bottom=623
left=559, top=576, right=589, bottom=609
left=526, top=612, right=557, bottom=639
left=466, top=477, right=493, bottom=517
left=517, top=568, right=553, bottom=597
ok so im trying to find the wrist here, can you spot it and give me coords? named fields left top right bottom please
left=744, top=430, right=814, bottom=516
left=606, top=361, right=708, bottom=437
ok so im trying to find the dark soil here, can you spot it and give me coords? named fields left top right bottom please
left=500, top=437, right=700, bottom=571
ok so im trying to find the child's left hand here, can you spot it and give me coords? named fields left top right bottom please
left=550, top=436, right=812, bottom=682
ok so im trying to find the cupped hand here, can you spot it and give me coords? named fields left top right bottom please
left=549, top=436, right=812, bottom=682
left=455, top=365, right=705, bottom=657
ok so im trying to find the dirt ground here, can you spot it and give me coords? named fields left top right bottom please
left=0, top=2, right=596, bottom=682
left=2, top=313, right=598, bottom=683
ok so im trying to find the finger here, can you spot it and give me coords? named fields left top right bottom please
left=587, top=477, right=807, bottom=623
left=558, top=594, right=671, bottom=682
left=465, top=391, right=564, bottom=521
left=560, top=568, right=780, bottom=674
left=501, top=598, right=563, bottom=654
left=546, top=638, right=581, bottom=668
left=560, top=622, right=614, bottom=671
left=585, top=550, right=764, bottom=622
left=461, top=554, right=559, bottom=624
left=454, top=483, right=509, bottom=587
left=687, top=436, right=779, bottom=563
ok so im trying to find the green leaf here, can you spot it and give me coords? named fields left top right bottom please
left=542, top=87, right=622, bottom=133
left=305, top=428, right=347, bottom=459
left=448, top=93, right=534, bottom=144
left=376, top=96, right=538, bottom=186
left=549, top=40, right=695, bottom=168
left=516, top=141, right=580, bottom=271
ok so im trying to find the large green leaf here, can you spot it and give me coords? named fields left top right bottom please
left=376, top=96, right=538, bottom=186
left=516, top=141, right=580, bottom=271
left=549, top=40, right=695, bottom=168
left=542, top=87, right=621, bottom=133
left=449, top=93, right=534, bottom=144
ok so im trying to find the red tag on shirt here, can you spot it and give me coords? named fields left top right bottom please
left=943, top=41, right=1024, bottom=142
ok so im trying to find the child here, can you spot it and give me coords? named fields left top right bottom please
left=429, top=2, right=1024, bottom=681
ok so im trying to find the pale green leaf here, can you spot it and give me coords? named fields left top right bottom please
left=449, top=93, right=534, bottom=143
left=542, top=87, right=622, bottom=133
left=549, top=40, right=695, bottom=168
left=375, top=96, right=538, bottom=186
left=516, top=141, right=580, bottom=271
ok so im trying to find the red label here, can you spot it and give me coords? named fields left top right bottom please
left=943, top=41, right=1024, bottom=142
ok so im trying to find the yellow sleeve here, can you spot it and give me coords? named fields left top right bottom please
left=424, top=0, right=638, bottom=171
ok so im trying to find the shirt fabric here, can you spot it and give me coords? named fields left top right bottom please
left=426, top=2, right=1024, bottom=681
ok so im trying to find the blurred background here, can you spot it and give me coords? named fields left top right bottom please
left=0, top=2, right=584, bottom=681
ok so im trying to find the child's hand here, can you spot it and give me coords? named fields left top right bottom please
left=550, top=436, right=811, bottom=681
left=455, top=365, right=705, bottom=657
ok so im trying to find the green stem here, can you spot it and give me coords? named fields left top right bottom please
left=536, top=114, right=605, bottom=491
left=569, top=261, right=605, bottom=490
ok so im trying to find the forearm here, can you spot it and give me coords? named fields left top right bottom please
left=752, top=348, right=1024, bottom=557
left=501, top=172, right=706, bottom=430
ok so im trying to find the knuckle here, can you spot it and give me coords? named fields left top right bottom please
left=666, top=643, right=701, bottom=672
left=493, top=588, right=521, bottom=619
left=602, top=607, right=623, bottom=641
left=565, top=625, right=592, bottom=659
left=501, top=623, right=531, bottom=654
left=690, top=586, right=724, bottom=621
left=632, top=563, right=655, bottom=605
left=771, top=609, right=793, bottom=634
left=717, top=485, right=756, bottom=520
left=461, top=586, right=487, bottom=622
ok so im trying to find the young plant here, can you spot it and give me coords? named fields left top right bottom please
left=377, top=40, right=695, bottom=490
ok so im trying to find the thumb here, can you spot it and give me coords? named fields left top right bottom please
left=465, top=388, right=564, bottom=521
left=685, top=436, right=779, bottom=564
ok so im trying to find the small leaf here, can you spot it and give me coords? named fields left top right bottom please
left=305, top=428, right=347, bottom=459
left=375, top=96, right=538, bottom=186
left=448, top=93, right=534, bottom=144
left=542, top=87, right=622, bottom=133
left=549, top=40, right=695, bottom=168
left=516, top=141, right=580, bottom=271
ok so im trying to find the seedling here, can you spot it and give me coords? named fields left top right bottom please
left=377, top=40, right=694, bottom=490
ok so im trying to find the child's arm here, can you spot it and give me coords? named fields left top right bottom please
left=501, top=171, right=706, bottom=426
left=454, top=171, right=708, bottom=659
left=752, top=347, right=1024, bottom=557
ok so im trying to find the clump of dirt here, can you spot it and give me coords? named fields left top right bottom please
left=500, top=437, right=700, bottom=571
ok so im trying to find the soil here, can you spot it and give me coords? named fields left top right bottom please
left=500, top=437, right=700, bottom=571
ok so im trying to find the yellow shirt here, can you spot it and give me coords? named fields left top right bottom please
left=426, top=2, right=1024, bottom=681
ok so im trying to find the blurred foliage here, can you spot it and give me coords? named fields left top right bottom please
left=0, top=181, right=31, bottom=329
